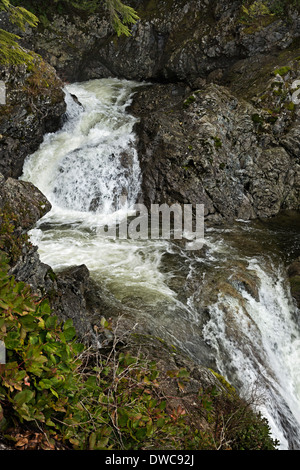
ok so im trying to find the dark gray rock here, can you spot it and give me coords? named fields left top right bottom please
left=0, top=174, right=51, bottom=231
left=13, top=0, right=300, bottom=85
left=0, top=58, right=66, bottom=178
left=130, top=80, right=300, bottom=222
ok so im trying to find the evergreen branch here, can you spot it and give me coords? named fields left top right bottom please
left=0, top=28, right=34, bottom=64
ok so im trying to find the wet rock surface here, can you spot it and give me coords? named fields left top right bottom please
left=0, top=173, right=51, bottom=230
left=130, top=78, right=300, bottom=223
left=0, top=58, right=66, bottom=179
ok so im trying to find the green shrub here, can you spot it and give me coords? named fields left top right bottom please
left=0, top=251, right=192, bottom=449
left=0, top=250, right=280, bottom=450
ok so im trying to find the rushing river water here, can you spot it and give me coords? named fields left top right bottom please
left=21, top=78, right=300, bottom=450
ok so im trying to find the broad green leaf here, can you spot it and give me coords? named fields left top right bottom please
left=63, top=326, right=76, bottom=342
left=5, top=331, right=20, bottom=349
left=50, top=387, right=59, bottom=398
left=14, top=389, right=34, bottom=406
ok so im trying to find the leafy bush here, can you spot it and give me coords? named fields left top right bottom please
left=0, top=250, right=279, bottom=450
left=0, top=251, right=193, bottom=449
left=269, top=0, right=300, bottom=15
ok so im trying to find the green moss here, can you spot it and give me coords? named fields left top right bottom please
left=251, top=113, right=264, bottom=125
left=47, top=269, right=57, bottom=282
left=183, top=95, right=196, bottom=108
left=273, top=66, right=291, bottom=77
left=240, top=1, right=277, bottom=34
left=210, top=370, right=236, bottom=396
left=0, top=30, right=35, bottom=65
left=214, top=137, right=222, bottom=149
left=285, top=101, right=296, bottom=111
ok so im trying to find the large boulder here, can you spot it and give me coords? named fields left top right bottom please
left=0, top=174, right=51, bottom=231
left=130, top=77, right=300, bottom=223
left=0, top=56, right=66, bottom=178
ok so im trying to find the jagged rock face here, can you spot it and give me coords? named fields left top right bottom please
left=0, top=59, right=66, bottom=178
left=130, top=79, right=300, bottom=222
left=0, top=175, right=125, bottom=343
left=0, top=174, right=51, bottom=231
left=16, top=0, right=300, bottom=85
left=10, top=0, right=300, bottom=223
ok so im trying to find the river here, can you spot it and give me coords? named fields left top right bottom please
left=21, top=78, right=300, bottom=450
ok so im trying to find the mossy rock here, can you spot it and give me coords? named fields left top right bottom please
left=273, top=66, right=291, bottom=77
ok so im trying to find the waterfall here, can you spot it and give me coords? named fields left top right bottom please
left=21, top=79, right=300, bottom=450
left=203, top=259, right=300, bottom=449
left=22, top=79, right=142, bottom=216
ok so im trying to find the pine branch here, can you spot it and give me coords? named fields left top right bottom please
left=0, top=28, right=34, bottom=64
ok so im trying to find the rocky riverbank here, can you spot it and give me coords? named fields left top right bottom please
left=0, top=0, right=300, bottom=449
left=8, top=0, right=300, bottom=223
left=129, top=69, right=300, bottom=224
left=0, top=57, right=66, bottom=179
left=1, top=0, right=299, bottom=348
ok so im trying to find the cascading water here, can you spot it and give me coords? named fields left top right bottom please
left=21, top=78, right=300, bottom=450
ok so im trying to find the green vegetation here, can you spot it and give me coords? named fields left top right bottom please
left=269, top=0, right=300, bottom=15
left=102, top=0, right=139, bottom=36
left=240, top=0, right=300, bottom=30
left=183, top=95, right=196, bottom=108
left=240, top=0, right=275, bottom=31
left=289, top=275, right=300, bottom=301
left=0, top=234, right=280, bottom=450
left=251, top=113, right=264, bottom=125
left=214, top=136, right=222, bottom=150
left=0, top=0, right=38, bottom=64
left=0, top=250, right=186, bottom=450
left=0, top=200, right=280, bottom=451
left=242, top=0, right=272, bottom=20
left=273, top=66, right=291, bottom=77
left=24, top=56, right=64, bottom=105
left=11, top=0, right=139, bottom=36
